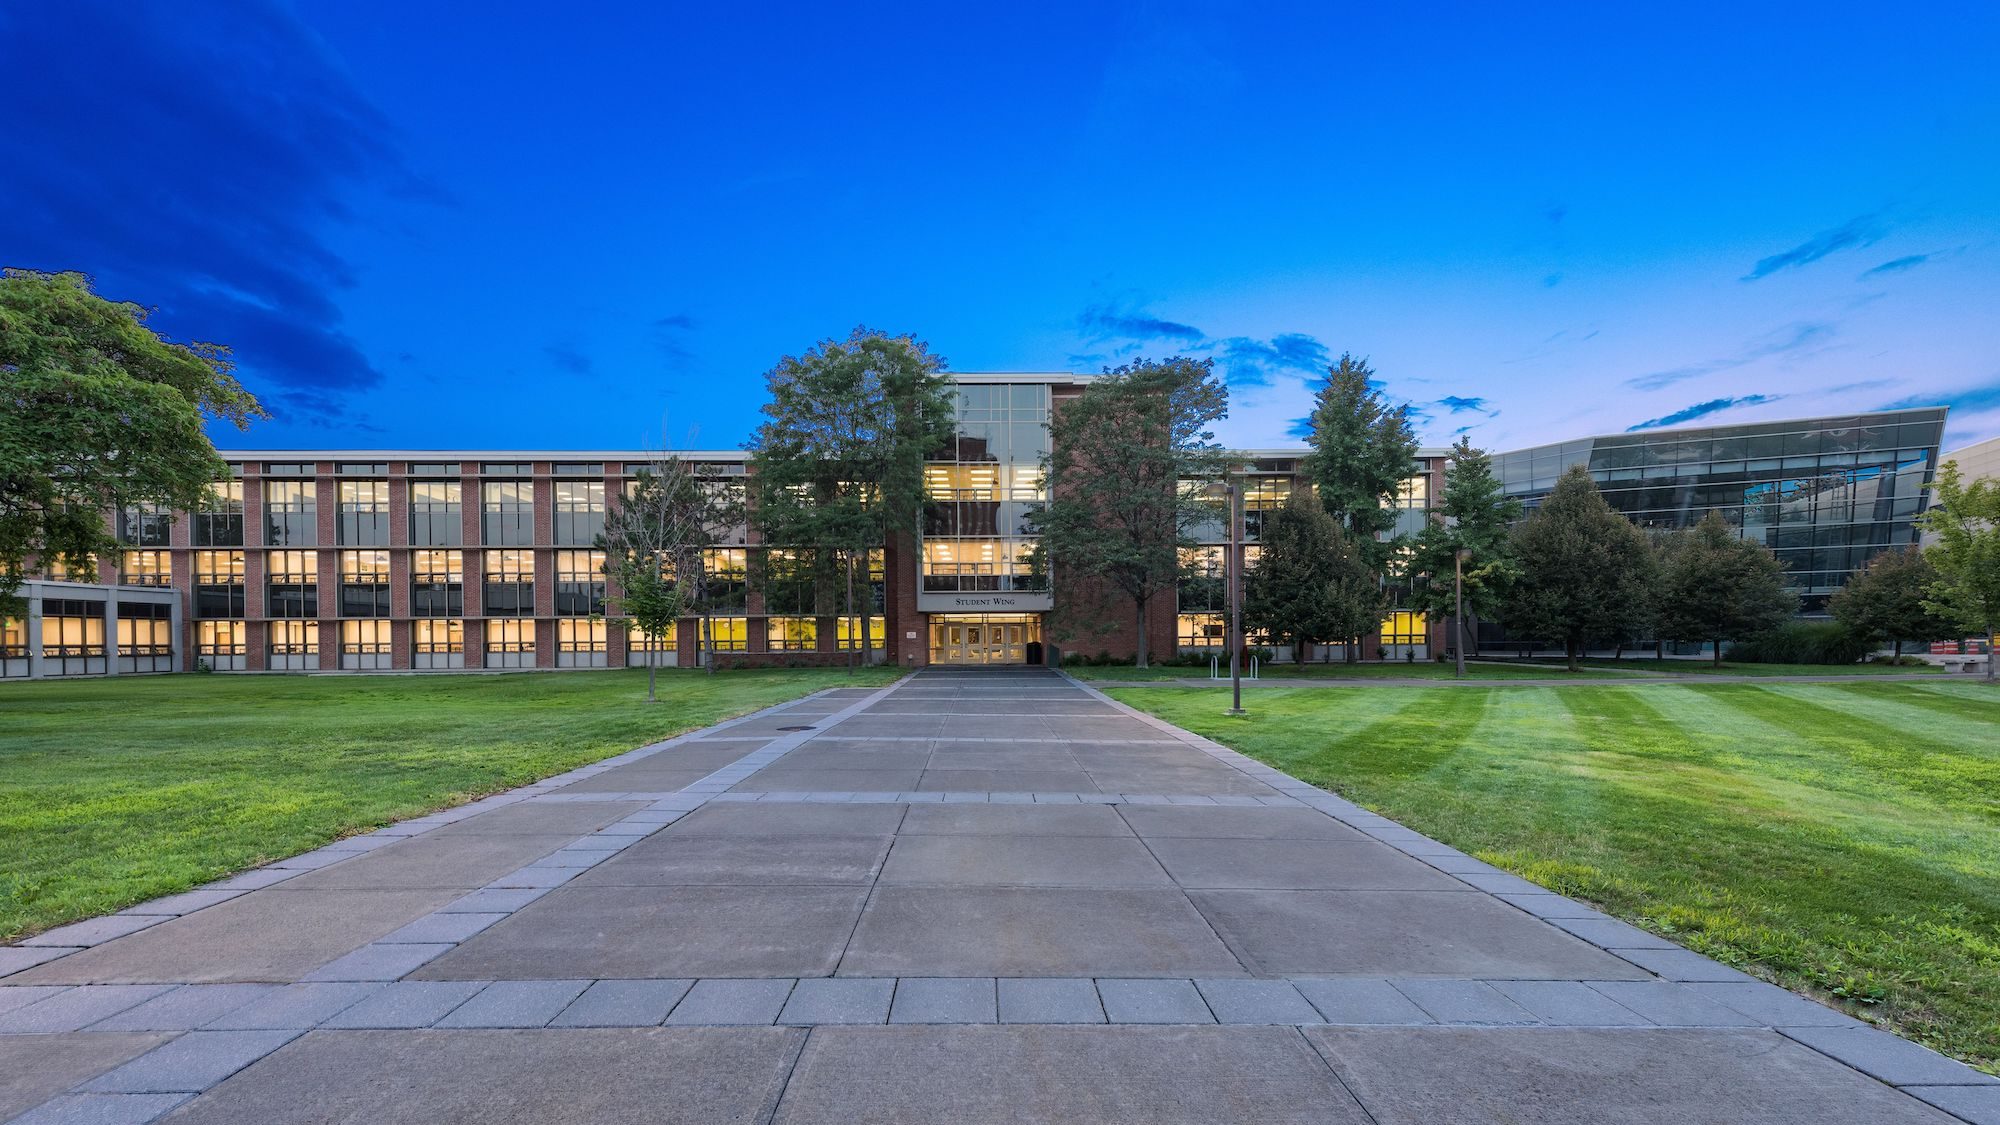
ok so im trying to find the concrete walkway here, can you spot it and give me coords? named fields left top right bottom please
left=3, top=668, right=1994, bottom=1124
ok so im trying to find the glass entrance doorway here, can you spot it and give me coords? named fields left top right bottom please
left=929, top=613, right=1041, bottom=665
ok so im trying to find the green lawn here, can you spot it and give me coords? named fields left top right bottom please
left=1104, top=679, right=2000, bottom=1073
left=0, top=666, right=898, bottom=942
left=1571, top=657, right=1945, bottom=676
left=1066, top=661, right=1625, bottom=682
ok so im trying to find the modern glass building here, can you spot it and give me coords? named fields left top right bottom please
left=1492, top=409, right=1947, bottom=613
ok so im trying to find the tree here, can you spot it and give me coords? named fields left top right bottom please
left=747, top=328, right=955, bottom=669
left=1245, top=493, right=1384, bottom=662
left=1405, top=437, right=1523, bottom=659
left=1, top=269, right=264, bottom=614
left=1031, top=357, right=1228, bottom=668
left=598, top=452, right=739, bottom=699
left=1919, top=462, right=2000, bottom=682
left=1829, top=546, right=1955, bottom=659
left=1655, top=511, right=1796, bottom=665
left=1505, top=465, right=1656, bottom=671
left=1300, top=353, right=1419, bottom=570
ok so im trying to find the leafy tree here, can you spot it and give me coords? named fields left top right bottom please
left=748, top=328, right=955, bottom=668
left=1031, top=357, right=1228, bottom=668
left=599, top=452, right=740, bottom=698
left=1300, top=353, right=1419, bottom=570
left=1245, top=492, right=1384, bottom=662
left=1, top=269, right=264, bottom=613
left=1919, top=462, right=2000, bottom=681
left=1828, top=546, right=1955, bottom=659
left=1655, top=511, right=1796, bottom=666
left=1505, top=465, right=1656, bottom=671
left=1405, top=437, right=1522, bottom=657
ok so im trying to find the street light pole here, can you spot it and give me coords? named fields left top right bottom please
left=1453, top=547, right=1470, bottom=680
left=1225, top=475, right=1245, bottom=716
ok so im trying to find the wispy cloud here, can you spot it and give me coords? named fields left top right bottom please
left=1741, top=212, right=1887, bottom=281
left=1878, top=380, right=2000, bottom=416
left=1858, top=253, right=1928, bottom=279
left=545, top=342, right=592, bottom=374
left=1435, top=395, right=1497, bottom=416
left=1624, top=322, right=1836, bottom=392
left=1210, top=333, right=1330, bottom=387
left=651, top=314, right=696, bottom=366
left=1627, top=395, right=1782, bottom=432
left=1077, top=302, right=1205, bottom=344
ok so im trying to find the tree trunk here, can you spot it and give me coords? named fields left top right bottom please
left=1892, top=639, right=1901, bottom=659
left=1134, top=595, right=1149, bottom=668
left=1565, top=636, right=1579, bottom=673
left=845, top=551, right=856, bottom=676
left=1712, top=638, right=1724, bottom=667
left=646, top=653, right=657, bottom=702
left=701, top=609, right=714, bottom=676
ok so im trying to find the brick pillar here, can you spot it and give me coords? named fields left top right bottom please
left=536, top=618, right=557, bottom=669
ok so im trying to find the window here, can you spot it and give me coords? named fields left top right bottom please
left=195, top=481, right=244, bottom=546
left=1394, top=474, right=1430, bottom=510
left=197, top=619, right=246, bottom=656
left=264, top=481, right=317, bottom=546
left=483, top=549, right=534, bottom=615
left=766, top=616, right=817, bottom=652
left=267, top=550, right=318, bottom=618
left=1178, top=612, right=1225, bottom=649
left=408, top=463, right=458, bottom=476
left=264, top=462, right=312, bottom=475
left=482, top=481, right=534, bottom=545
left=481, top=462, right=532, bottom=476
left=339, top=550, right=391, bottom=617
left=486, top=618, right=534, bottom=653
left=1, top=617, right=25, bottom=658
left=42, top=602, right=106, bottom=656
left=269, top=620, right=319, bottom=655
left=1178, top=546, right=1226, bottom=614
left=413, top=550, right=464, bottom=616
left=554, top=481, right=605, bottom=545
left=410, top=480, right=463, bottom=546
left=121, top=550, right=172, bottom=587
left=194, top=550, right=246, bottom=618
left=338, top=462, right=388, bottom=475
left=1380, top=611, right=1427, bottom=644
left=118, top=503, right=172, bottom=546
left=704, top=548, right=749, bottom=607
left=555, top=550, right=605, bottom=615
left=553, top=462, right=603, bottom=475
left=558, top=618, right=606, bottom=652
left=338, top=481, right=389, bottom=545
left=414, top=618, right=463, bottom=654
left=118, top=603, right=173, bottom=656
left=920, top=539, right=1042, bottom=592
left=698, top=615, right=747, bottom=652
left=44, top=554, right=97, bottom=582
left=833, top=616, right=885, bottom=651
left=341, top=619, right=391, bottom=654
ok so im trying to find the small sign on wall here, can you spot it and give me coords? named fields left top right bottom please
left=905, top=631, right=917, bottom=640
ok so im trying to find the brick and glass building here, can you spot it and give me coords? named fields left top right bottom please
left=0, top=374, right=1947, bottom=677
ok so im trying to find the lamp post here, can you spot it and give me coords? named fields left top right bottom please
left=1453, top=546, right=1471, bottom=680
left=1225, top=475, right=1245, bottom=716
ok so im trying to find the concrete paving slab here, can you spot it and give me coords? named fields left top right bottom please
left=781, top=749, right=933, bottom=770
left=919, top=750, right=1083, bottom=771
left=779, top=978, right=894, bottom=1025
left=415, top=885, right=869, bottom=979
left=1782, top=1025, right=2000, bottom=1087
left=1610, top=945, right=1758, bottom=982
left=438, top=886, right=553, bottom=913
left=550, top=979, right=693, bottom=1027
left=377, top=912, right=507, bottom=944
left=575, top=834, right=891, bottom=886
left=734, top=768, right=924, bottom=792
left=1304, top=1027, right=1961, bottom=1124
left=200, top=983, right=382, bottom=1030
left=277, top=833, right=574, bottom=891
left=1195, top=979, right=1322, bottom=1024
left=300, top=942, right=452, bottom=982
left=917, top=769, right=1100, bottom=793
left=1144, top=838, right=1464, bottom=890
left=563, top=769, right=714, bottom=793
left=1291, top=979, right=1436, bottom=1025
left=1905, top=1085, right=2000, bottom=1125
left=114, top=890, right=249, bottom=919
left=317, top=981, right=487, bottom=1029
left=896, top=803, right=1134, bottom=837
left=1188, top=890, right=1649, bottom=978
left=1115, top=805, right=1366, bottom=840
left=660, top=802, right=905, bottom=837
left=878, top=836, right=1170, bottom=887
left=888, top=977, right=996, bottom=1024
left=435, top=980, right=590, bottom=1028
left=11, top=1092, right=193, bottom=1125
left=159, top=1027, right=805, bottom=1124
left=421, top=801, right=647, bottom=836
left=83, top=1029, right=301, bottom=1093
left=0, top=986, right=177, bottom=1033
left=1, top=948, right=87, bottom=979
left=0, top=985, right=73, bottom=1016
left=1391, top=979, right=1538, bottom=1024
left=774, top=1025, right=1371, bottom=1123
left=19, top=915, right=168, bottom=948
left=997, top=978, right=1104, bottom=1024
left=1095, top=978, right=1214, bottom=1024
left=1589, top=981, right=1761, bottom=1027
left=843, top=888, right=1245, bottom=977
left=87, top=985, right=278, bottom=1032
left=666, top=979, right=793, bottom=1025
left=1680, top=981, right=1863, bottom=1028
left=1491, top=980, right=1650, bottom=1026
left=0, top=1033, right=174, bottom=1120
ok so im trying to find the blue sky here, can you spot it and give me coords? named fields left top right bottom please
left=3, top=2, right=1996, bottom=454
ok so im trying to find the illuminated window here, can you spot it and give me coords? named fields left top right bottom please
left=194, top=550, right=245, bottom=617
left=920, top=539, right=1041, bottom=593
left=698, top=615, right=747, bottom=652
left=554, top=481, right=606, bottom=546
left=555, top=550, right=606, bottom=615
left=483, top=549, right=534, bottom=615
left=558, top=618, right=607, bottom=653
left=121, top=550, right=171, bottom=587
left=482, top=481, right=534, bottom=546
left=414, top=618, right=463, bottom=655
left=833, top=616, right=886, bottom=651
left=41, top=604, right=105, bottom=655
left=1177, top=612, right=1225, bottom=648
left=267, top=550, right=319, bottom=618
left=339, top=550, right=391, bottom=617
left=264, top=481, right=317, bottom=546
left=269, top=620, right=319, bottom=656
left=414, top=549, right=464, bottom=616
left=1380, top=611, right=1427, bottom=644
left=337, top=480, right=389, bottom=545
left=1394, top=475, right=1430, bottom=510
left=410, top=481, right=463, bottom=546
left=1, top=617, right=26, bottom=658
left=118, top=604, right=173, bottom=655
left=197, top=619, right=246, bottom=656
left=341, top=619, right=392, bottom=654
left=486, top=618, right=534, bottom=654
left=43, top=555, right=97, bottom=582
left=766, top=616, right=817, bottom=652
left=195, top=481, right=245, bottom=546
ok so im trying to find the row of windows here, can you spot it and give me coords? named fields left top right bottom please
left=186, top=616, right=885, bottom=656
left=1174, top=611, right=1429, bottom=649
left=1, top=614, right=175, bottom=658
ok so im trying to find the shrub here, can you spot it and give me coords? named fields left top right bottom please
left=1726, top=622, right=1870, bottom=665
